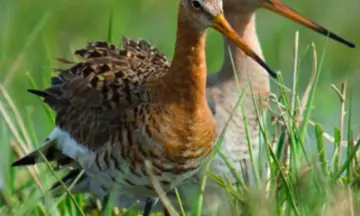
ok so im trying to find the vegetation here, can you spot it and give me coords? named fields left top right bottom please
left=0, top=0, right=359, bottom=215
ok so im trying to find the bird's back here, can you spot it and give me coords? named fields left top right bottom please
left=46, top=38, right=170, bottom=152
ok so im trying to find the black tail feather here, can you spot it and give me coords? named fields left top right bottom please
left=11, top=156, right=37, bottom=167
left=11, top=139, right=68, bottom=167
left=27, top=89, right=48, bottom=98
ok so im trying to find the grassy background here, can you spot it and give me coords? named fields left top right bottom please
left=0, top=0, right=359, bottom=215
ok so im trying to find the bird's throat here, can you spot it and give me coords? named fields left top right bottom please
left=162, top=5, right=208, bottom=110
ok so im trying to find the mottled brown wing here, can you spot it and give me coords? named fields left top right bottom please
left=29, top=38, right=170, bottom=151
left=45, top=38, right=170, bottom=110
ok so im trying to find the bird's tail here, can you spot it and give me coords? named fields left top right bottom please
left=11, top=138, right=71, bottom=167
left=11, top=132, right=92, bottom=197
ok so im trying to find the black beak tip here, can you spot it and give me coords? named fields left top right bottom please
left=263, top=64, right=278, bottom=79
left=327, top=31, right=356, bottom=48
left=341, top=37, right=356, bottom=48
left=348, top=42, right=356, bottom=48
left=270, top=69, right=278, bottom=79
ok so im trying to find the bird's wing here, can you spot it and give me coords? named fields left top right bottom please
left=40, top=38, right=170, bottom=111
left=12, top=38, right=170, bottom=165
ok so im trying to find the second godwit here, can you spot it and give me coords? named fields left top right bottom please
left=174, top=0, right=355, bottom=215
left=11, top=0, right=276, bottom=215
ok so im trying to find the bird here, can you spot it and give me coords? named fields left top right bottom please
left=171, top=0, right=356, bottom=215
left=11, top=0, right=277, bottom=215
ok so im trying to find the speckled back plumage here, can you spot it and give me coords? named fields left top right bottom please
left=51, top=38, right=169, bottom=110
left=41, top=38, right=170, bottom=152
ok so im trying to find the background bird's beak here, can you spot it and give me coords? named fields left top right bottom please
left=212, top=14, right=277, bottom=78
left=260, top=0, right=355, bottom=48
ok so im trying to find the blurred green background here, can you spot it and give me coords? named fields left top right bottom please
left=0, top=0, right=359, bottom=191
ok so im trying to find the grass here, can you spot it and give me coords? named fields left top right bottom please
left=1, top=0, right=360, bottom=215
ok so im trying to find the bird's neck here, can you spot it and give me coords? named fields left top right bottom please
left=223, top=13, right=265, bottom=75
left=161, top=5, right=208, bottom=110
left=147, top=5, right=215, bottom=159
left=208, top=12, right=269, bottom=97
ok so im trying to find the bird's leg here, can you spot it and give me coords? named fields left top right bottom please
left=100, top=195, right=111, bottom=215
left=163, top=206, right=170, bottom=216
left=143, top=197, right=155, bottom=216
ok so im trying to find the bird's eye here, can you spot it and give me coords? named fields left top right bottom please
left=191, top=0, right=202, bottom=11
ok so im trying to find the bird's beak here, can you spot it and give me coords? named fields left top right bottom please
left=260, top=0, right=355, bottom=48
left=212, top=14, right=277, bottom=78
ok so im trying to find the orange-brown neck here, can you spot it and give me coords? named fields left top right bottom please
left=149, top=4, right=216, bottom=159
left=160, top=4, right=208, bottom=110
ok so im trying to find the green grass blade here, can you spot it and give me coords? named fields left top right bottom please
left=314, top=124, right=329, bottom=177
left=332, top=138, right=360, bottom=184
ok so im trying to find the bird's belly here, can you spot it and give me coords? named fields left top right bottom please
left=210, top=83, right=262, bottom=162
left=80, top=157, right=201, bottom=201
left=58, top=128, right=206, bottom=204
